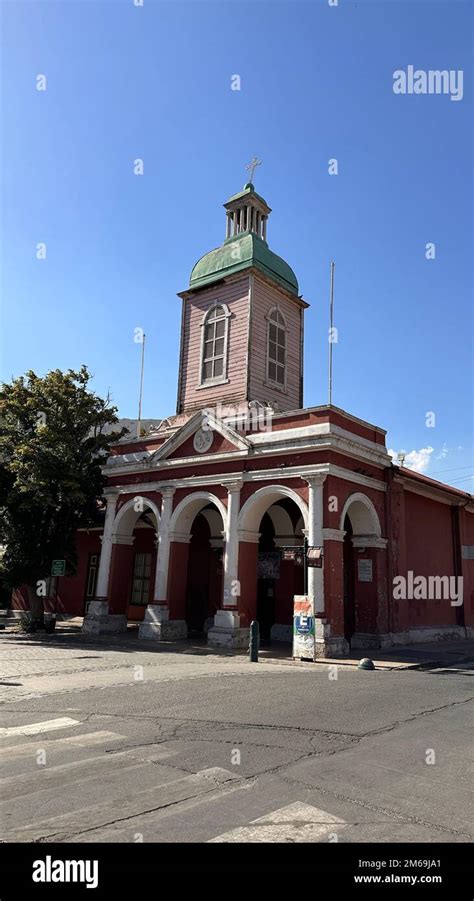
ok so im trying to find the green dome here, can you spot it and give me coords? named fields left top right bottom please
left=189, top=233, right=299, bottom=295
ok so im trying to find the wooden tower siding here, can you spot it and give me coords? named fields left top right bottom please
left=177, top=274, right=250, bottom=414
left=248, top=274, right=303, bottom=411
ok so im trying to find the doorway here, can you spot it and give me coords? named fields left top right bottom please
left=343, top=514, right=355, bottom=643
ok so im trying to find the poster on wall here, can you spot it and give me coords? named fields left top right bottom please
left=293, top=595, right=315, bottom=660
left=358, top=559, right=373, bottom=582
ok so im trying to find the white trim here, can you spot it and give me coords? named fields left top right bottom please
left=103, top=425, right=390, bottom=477
left=339, top=492, right=382, bottom=537
left=105, top=462, right=387, bottom=497
left=169, top=491, right=228, bottom=536
left=238, top=484, right=309, bottom=533
left=394, top=475, right=472, bottom=507
left=323, top=528, right=346, bottom=542
left=352, top=534, right=388, bottom=549
left=265, top=306, right=287, bottom=391
left=199, top=303, right=231, bottom=387
left=149, top=409, right=250, bottom=463
left=112, top=495, right=161, bottom=539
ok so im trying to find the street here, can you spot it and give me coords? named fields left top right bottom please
left=1, top=629, right=473, bottom=845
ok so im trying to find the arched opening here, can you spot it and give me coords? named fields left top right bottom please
left=168, top=493, right=226, bottom=636
left=256, top=498, right=306, bottom=644
left=109, top=497, right=161, bottom=622
left=185, top=505, right=224, bottom=635
left=343, top=514, right=355, bottom=641
left=340, top=493, right=383, bottom=646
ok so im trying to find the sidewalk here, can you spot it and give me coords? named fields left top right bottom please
left=2, top=614, right=473, bottom=672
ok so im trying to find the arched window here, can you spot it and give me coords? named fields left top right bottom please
left=266, top=308, right=286, bottom=387
left=200, top=304, right=230, bottom=384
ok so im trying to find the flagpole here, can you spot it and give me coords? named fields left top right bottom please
left=328, top=261, right=335, bottom=406
left=137, top=333, right=146, bottom=438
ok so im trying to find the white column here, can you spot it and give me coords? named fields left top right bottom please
left=306, top=475, right=326, bottom=614
left=222, top=481, right=242, bottom=608
left=152, top=487, right=175, bottom=603
left=95, top=492, right=119, bottom=599
left=262, top=216, right=267, bottom=241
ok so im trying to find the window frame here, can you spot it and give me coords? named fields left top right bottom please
left=265, top=306, right=287, bottom=391
left=130, top=551, right=152, bottom=606
left=198, top=303, right=231, bottom=388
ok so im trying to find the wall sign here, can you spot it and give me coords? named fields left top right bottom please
left=358, top=559, right=373, bottom=582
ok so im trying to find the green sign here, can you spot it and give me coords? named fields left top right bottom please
left=51, top=559, right=66, bottom=577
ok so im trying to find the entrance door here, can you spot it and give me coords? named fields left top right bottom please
left=343, top=516, right=356, bottom=643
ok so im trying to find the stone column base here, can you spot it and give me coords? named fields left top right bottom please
left=207, top=610, right=250, bottom=650
left=82, top=601, right=128, bottom=635
left=314, top=636, right=350, bottom=658
left=138, top=605, right=188, bottom=641
left=313, top=617, right=350, bottom=658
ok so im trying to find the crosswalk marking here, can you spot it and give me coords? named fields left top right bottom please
left=0, top=730, right=122, bottom=760
left=208, top=801, right=346, bottom=843
left=0, top=717, right=80, bottom=737
left=5, top=767, right=247, bottom=841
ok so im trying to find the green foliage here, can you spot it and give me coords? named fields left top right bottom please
left=0, top=365, right=127, bottom=588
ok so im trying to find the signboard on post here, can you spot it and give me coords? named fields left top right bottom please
left=51, top=560, right=66, bottom=577
left=307, top=546, right=323, bottom=568
left=292, top=595, right=315, bottom=660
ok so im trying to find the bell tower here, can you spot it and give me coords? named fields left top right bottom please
left=176, top=174, right=308, bottom=417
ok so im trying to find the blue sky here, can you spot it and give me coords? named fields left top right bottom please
left=1, top=0, right=472, bottom=487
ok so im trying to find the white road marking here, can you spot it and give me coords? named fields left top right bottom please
left=0, top=717, right=80, bottom=737
left=0, top=730, right=123, bottom=760
left=6, top=767, right=248, bottom=841
left=208, top=801, right=346, bottom=843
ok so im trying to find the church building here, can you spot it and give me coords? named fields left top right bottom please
left=11, top=180, right=474, bottom=656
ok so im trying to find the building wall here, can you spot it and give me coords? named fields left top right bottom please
left=248, top=274, right=302, bottom=411
left=400, top=491, right=458, bottom=629
left=10, top=530, right=102, bottom=617
left=178, top=275, right=250, bottom=413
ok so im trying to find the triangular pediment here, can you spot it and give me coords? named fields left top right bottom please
left=149, top=410, right=250, bottom=463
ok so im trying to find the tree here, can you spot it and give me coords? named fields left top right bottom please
left=0, top=366, right=127, bottom=619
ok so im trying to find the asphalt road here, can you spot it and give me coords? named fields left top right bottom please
left=1, top=634, right=473, bottom=845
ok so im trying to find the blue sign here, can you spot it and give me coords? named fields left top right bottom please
left=294, top=615, right=314, bottom=635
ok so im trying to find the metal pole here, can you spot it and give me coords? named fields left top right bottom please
left=328, top=261, right=335, bottom=406
left=303, top=535, right=308, bottom=595
left=137, top=333, right=146, bottom=438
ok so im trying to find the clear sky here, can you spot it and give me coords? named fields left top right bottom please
left=1, top=0, right=472, bottom=488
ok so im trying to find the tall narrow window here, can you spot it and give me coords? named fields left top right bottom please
left=200, top=304, right=230, bottom=384
left=130, top=552, right=152, bottom=605
left=267, top=308, right=286, bottom=387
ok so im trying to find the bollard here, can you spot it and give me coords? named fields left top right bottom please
left=249, top=620, right=259, bottom=662
left=358, top=657, right=375, bottom=670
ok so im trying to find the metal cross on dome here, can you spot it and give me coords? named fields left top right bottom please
left=245, top=157, right=262, bottom=184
